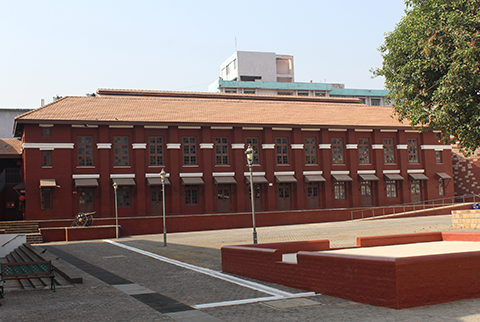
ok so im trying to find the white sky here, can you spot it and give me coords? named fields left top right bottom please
left=0, top=0, right=407, bottom=108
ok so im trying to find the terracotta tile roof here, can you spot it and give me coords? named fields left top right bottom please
left=15, top=92, right=408, bottom=129
left=0, top=138, right=22, bottom=157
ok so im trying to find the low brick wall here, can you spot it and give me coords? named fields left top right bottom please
left=452, top=209, right=480, bottom=228
left=221, top=232, right=480, bottom=309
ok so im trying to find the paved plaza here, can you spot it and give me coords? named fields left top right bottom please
left=2, top=215, right=480, bottom=321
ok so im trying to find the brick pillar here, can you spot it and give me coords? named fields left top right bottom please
left=133, top=126, right=146, bottom=216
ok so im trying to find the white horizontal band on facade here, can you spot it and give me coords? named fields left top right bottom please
left=421, top=145, right=452, bottom=150
left=167, top=143, right=181, bottom=149
left=303, top=171, right=323, bottom=175
left=318, top=144, right=331, bottom=149
left=179, top=173, right=203, bottom=177
left=380, top=129, right=398, bottom=132
left=405, top=129, right=421, bottom=133
left=383, top=170, right=401, bottom=174
left=272, top=127, right=292, bottom=131
left=71, top=124, right=98, bottom=128
left=200, top=143, right=214, bottom=149
left=262, top=144, right=275, bottom=149
left=354, top=129, right=373, bottom=132
left=397, top=144, right=408, bottom=150
left=407, top=169, right=425, bottom=173
left=242, top=127, right=263, bottom=130
left=244, top=172, right=266, bottom=177
left=212, top=172, right=235, bottom=177
left=39, top=124, right=54, bottom=127
left=346, top=144, right=358, bottom=149
left=72, top=174, right=100, bottom=179
left=178, top=126, right=201, bottom=129
left=328, top=129, right=347, bottom=132
left=357, top=170, right=376, bottom=174
left=97, top=143, right=112, bottom=149
left=132, top=143, right=147, bottom=149
left=110, top=174, right=135, bottom=179
left=291, top=144, right=304, bottom=149
left=211, top=126, right=233, bottom=130
left=109, top=125, right=134, bottom=128
left=23, top=143, right=74, bottom=149
left=300, top=128, right=320, bottom=131
left=371, top=144, right=383, bottom=150
left=39, top=147, right=54, bottom=151
left=331, top=170, right=350, bottom=175
left=145, top=173, right=170, bottom=178
left=144, top=125, right=168, bottom=129
left=274, top=171, right=295, bottom=176
left=231, top=143, right=245, bottom=149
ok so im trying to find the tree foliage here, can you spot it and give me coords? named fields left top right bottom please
left=373, top=0, right=480, bottom=152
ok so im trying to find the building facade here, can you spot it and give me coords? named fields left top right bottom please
left=209, top=51, right=390, bottom=106
left=13, top=89, right=453, bottom=222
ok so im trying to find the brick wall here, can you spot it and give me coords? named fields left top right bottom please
left=452, top=145, right=480, bottom=196
left=452, top=209, right=480, bottom=229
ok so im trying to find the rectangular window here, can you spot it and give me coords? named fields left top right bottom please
left=185, top=185, right=199, bottom=205
left=215, top=137, right=229, bottom=165
left=183, top=137, right=197, bottom=165
left=386, top=180, right=397, bottom=198
left=41, top=188, right=53, bottom=210
left=149, top=136, right=163, bottom=166
left=117, top=186, right=131, bottom=207
left=41, top=128, right=51, bottom=137
left=383, top=138, right=395, bottom=164
left=243, top=89, right=256, bottom=94
left=436, top=151, right=443, bottom=164
left=408, top=138, right=419, bottom=163
left=332, top=138, right=344, bottom=164
left=371, top=98, right=381, bottom=106
left=114, top=136, right=129, bottom=166
left=297, top=91, right=309, bottom=96
left=334, top=182, right=346, bottom=200
left=358, top=138, right=370, bottom=164
left=246, top=137, right=260, bottom=165
left=78, top=136, right=93, bottom=166
left=438, top=180, right=445, bottom=196
left=304, top=138, right=317, bottom=164
left=42, top=151, right=52, bottom=167
left=276, top=137, right=289, bottom=164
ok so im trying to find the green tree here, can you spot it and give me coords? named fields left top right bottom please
left=374, top=0, right=480, bottom=152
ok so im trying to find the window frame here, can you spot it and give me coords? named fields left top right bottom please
left=334, top=181, right=346, bottom=200
left=358, top=138, right=371, bottom=164
left=183, top=137, right=197, bottom=165
left=41, top=188, right=53, bottom=210
left=332, top=138, right=344, bottom=164
left=246, top=137, right=260, bottom=165
left=407, top=138, right=419, bottom=164
left=42, top=150, right=52, bottom=167
left=215, top=137, right=229, bottom=165
left=117, top=186, right=131, bottom=208
left=78, top=135, right=94, bottom=166
left=149, top=136, right=164, bottom=166
left=276, top=137, right=289, bottom=165
left=383, top=138, right=395, bottom=164
left=386, top=180, right=397, bottom=198
left=435, top=150, right=443, bottom=164
left=113, top=136, right=129, bottom=166
left=185, top=185, right=199, bottom=205
left=304, top=137, right=317, bottom=165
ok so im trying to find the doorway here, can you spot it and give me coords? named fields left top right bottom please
left=360, top=181, right=373, bottom=207
left=411, top=180, right=422, bottom=203
left=77, top=188, right=94, bottom=213
left=217, top=184, right=231, bottom=212
left=150, top=186, right=163, bottom=215
left=278, top=183, right=291, bottom=210
left=307, top=182, right=320, bottom=208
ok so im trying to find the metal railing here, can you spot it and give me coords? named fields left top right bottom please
left=350, top=193, right=480, bottom=221
left=1, top=234, right=22, bottom=248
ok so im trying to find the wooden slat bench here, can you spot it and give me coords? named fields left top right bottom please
left=0, top=260, right=55, bottom=300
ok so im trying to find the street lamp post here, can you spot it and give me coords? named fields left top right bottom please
left=160, top=168, right=167, bottom=247
left=113, top=182, right=119, bottom=239
left=245, top=145, right=258, bottom=244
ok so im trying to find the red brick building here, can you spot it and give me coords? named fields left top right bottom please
left=13, top=89, right=453, bottom=224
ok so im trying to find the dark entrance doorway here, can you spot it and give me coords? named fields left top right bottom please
left=150, top=186, right=163, bottom=215
left=307, top=182, right=320, bottom=208
left=411, top=180, right=422, bottom=203
left=217, top=184, right=231, bottom=212
left=77, top=188, right=94, bottom=213
left=248, top=183, right=262, bottom=211
left=278, top=183, right=291, bottom=210
left=360, top=181, right=373, bottom=207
